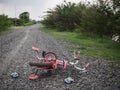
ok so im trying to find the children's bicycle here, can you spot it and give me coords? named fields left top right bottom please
left=29, top=47, right=90, bottom=80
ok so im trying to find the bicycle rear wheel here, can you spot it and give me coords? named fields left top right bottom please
left=44, top=52, right=57, bottom=60
left=29, top=62, right=53, bottom=68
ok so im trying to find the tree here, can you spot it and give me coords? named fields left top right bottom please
left=96, top=0, right=120, bottom=37
left=0, top=14, right=10, bottom=31
left=41, top=1, right=84, bottom=31
left=19, top=12, right=30, bottom=25
left=41, top=0, right=120, bottom=39
left=80, top=5, right=109, bottom=36
left=9, top=18, right=23, bottom=26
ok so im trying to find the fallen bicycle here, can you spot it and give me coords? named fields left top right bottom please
left=29, top=47, right=90, bottom=80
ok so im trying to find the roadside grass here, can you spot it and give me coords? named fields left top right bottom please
left=8, top=26, right=24, bottom=30
left=40, top=27, right=120, bottom=67
left=0, top=26, right=24, bottom=35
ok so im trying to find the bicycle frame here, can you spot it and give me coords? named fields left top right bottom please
left=29, top=47, right=89, bottom=80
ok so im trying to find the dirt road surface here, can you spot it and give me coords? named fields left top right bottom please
left=0, top=24, right=120, bottom=90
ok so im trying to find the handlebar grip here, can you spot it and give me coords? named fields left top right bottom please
left=32, top=47, right=40, bottom=52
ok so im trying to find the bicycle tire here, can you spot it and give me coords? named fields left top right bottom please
left=44, top=52, right=57, bottom=59
left=29, top=62, right=53, bottom=68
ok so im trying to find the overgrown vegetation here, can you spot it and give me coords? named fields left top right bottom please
left=0, top=12, right=36, bottom=32
left=41, top=0, right=120, bottom=40
left=41, top=27, right=120, bottom=66
left=0, top=0, right=119, bottom=65
left=0, top=15, right=11, bottom=32
left=40, top=0, right=120, bottom=65
left=19, top=12, right=30, bottom=25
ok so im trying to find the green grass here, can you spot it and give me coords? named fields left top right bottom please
left=8, top=26, right=24, bottom=30
left=0, top=26, right=24, bottom=34
left=40, top=27, right=120, bottom=66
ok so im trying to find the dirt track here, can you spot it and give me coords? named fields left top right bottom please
left=0, top=24, right=120, bottom=90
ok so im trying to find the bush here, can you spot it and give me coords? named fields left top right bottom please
left=0, top=15, right=10, bottom=31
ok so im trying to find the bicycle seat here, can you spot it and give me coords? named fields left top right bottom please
left=32, top=46, right=40, bottom=52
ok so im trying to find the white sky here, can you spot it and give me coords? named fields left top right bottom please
left=0, top=0, right=94, bottom=20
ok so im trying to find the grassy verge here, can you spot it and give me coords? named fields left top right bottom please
left=40, top=27, right=120, bottom=67
left=8, top=26, right=24, bottom=30
left=0, top=26, right=24, bottom=34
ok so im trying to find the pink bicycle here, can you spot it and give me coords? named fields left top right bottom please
left=29, top=47, right=90, bottom=80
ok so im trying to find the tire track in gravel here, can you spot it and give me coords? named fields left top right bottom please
left=0, top=27, right=30, bottom=76
left=7, top=29, right=29, bottom=59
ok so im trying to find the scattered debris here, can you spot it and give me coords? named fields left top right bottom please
left=112, top=34, right=119, bottom=42
left=10, top=72, right=19, bottom=78
left=64, top=77, right=74, bottom=84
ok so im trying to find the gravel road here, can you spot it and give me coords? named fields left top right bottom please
left=0, top=24, right=120, bottom=90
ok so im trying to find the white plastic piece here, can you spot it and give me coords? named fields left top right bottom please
left=69, top=62, right=75, bottom=65
left=69, top=60, right=89, bottom=71
left=74, top=65, right=86, bottom=71
left=69, top=60, right=79, bottom=65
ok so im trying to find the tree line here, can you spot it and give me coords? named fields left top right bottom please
left=0, top=12, right=36, bottom=32
left=41, top=0, right=120, bottom=39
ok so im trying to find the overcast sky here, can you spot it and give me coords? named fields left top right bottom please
left=0, top=0, right=94, bottom=20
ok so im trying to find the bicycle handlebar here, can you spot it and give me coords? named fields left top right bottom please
left=32, top=47, right=40, bottom=52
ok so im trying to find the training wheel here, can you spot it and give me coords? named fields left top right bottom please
left=29, top=74, right=39, bottom=80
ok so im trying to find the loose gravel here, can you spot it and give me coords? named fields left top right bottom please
left=0, top=24, right=120, bottom=90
